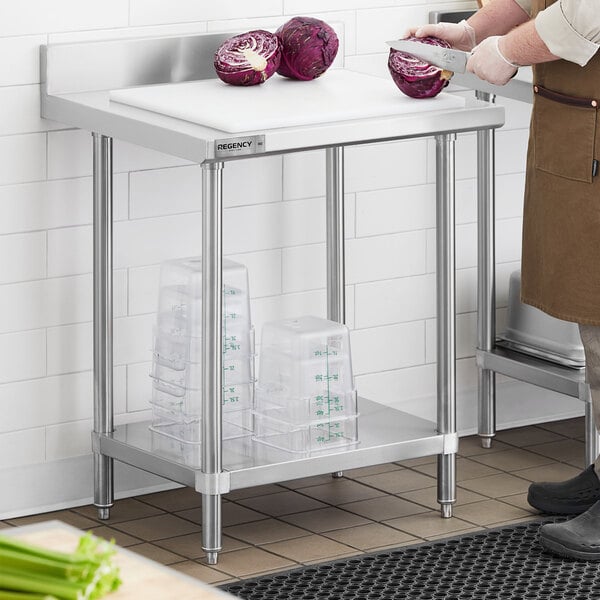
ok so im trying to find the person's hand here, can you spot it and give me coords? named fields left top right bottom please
left=402, top=20, right=476, bottom=52
left=466, top=36, right=518, bottom=85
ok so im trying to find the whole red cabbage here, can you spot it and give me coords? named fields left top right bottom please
left=214, top=30, right=281, bottom=86
left=388, top=36, right=453, bottom=99
left=276, top=17, right=339, bottom=81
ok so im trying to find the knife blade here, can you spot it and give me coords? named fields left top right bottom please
left=386, top=39, right=470, bottom=73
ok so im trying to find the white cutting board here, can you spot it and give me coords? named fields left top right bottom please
left=109, top=70, right=465, bottom=134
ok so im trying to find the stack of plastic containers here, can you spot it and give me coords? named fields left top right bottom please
left=150, top=257, right=255, bottom=464
left=253, top=316, right=358, bottom=456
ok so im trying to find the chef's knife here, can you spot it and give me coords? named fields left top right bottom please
left=386, top=39, right=470, bottom=73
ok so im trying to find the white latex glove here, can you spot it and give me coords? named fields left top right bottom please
left=402, top=20, right=476, bottom=52
left=467, top=36, right=518, bottom=85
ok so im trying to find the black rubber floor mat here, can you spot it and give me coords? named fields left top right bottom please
left=221, top=518, right=600, bottom=599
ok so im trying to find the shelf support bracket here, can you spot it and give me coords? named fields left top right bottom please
left=442, top=432, right=459, bottom=455
left=195, top=471, right=231, bottom=496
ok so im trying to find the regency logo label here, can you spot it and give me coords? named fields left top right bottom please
left=214, top=135, right=266, bottom=157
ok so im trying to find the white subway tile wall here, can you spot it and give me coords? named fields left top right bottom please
left=0, top=429, right=46, bottom=469
left=357, top=7, right=431, bottom=54
left=0, top=2, right=531, bottom=498
left=0, top=134, right=46, bottom=186
left=2, top=1, right=128, bottom=37
left=0, top=372, right=93, bottom=433
left=0, top=35, right=46, bottom=85
left=128, top=0, right=283, bottom=26
left=0, top=86, right=61, bottom=136
left=0, top=329, right=46, bottom=383
left=0, top=175, right=129, bottom=236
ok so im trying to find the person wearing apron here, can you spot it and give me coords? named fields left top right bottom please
left=408, top=0, right=600, bottom=560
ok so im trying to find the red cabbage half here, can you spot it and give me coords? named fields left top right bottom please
left=388, top=36, right=453, bottom=99
left=276, top=17, right=339, bottom=81
left=214, top=30, right=281, bottom=86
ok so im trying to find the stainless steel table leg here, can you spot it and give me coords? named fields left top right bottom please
left=436, top=133, right=457, bottom=518
left=326, top=146, right=345, bottom=480
left=92, top=133, right=114, bottom=521
left=476, top=99, right=497, bottom=450
left=584, top=384, right=600, bottom=466
left=326, top=146, right=345, bottom=324
left=202, top=161, right=224, bottom=565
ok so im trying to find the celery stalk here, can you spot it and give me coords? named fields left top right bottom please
left=0, top=532, right=121, bottom=600
left=0, top=548, right=91, bottom=581
left=0, top=538, right=91, bottom=568
left=0, top=570, right=82, bottom=600
left=0, top=592, right=57, bottom=600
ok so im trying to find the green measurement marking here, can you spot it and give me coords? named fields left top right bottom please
left=314, top=374, right=337, bottom=382
left=326, top=343, right=332, bottom=442
left=221, top=285, right=227, bottom=407
left=312, top=344, right=345, bottom=445
left=314, top=349, right=338, bottom=357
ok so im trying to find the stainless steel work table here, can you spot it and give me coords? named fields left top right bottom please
left=429, top=8, right=597, bottom=469
left=41, top=33, right=504, bottom=563
left=452, top=68, right=599, bottom=464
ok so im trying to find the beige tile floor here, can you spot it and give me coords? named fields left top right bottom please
left=1, top=417, right=587, bottom=586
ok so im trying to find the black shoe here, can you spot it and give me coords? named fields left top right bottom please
left=527, top=465, right=600, bottom=514
left=540, top=500, right=600, bottom=560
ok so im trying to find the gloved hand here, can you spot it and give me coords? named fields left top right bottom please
left=402, top=20, right=476, bottom=52
left=467, top=36, right=518, bottom=85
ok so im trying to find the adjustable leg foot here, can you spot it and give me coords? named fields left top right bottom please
left=480, top=436, right=493, bottom=449
left=332, top=471, right=343, bottom=478
left=202, top=494, right=222, bottom=567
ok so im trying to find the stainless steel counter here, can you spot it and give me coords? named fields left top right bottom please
left=433, top=4, right=598, bottom=461
left=467, top=70, right=599, bottom=464
left=41, top=32, right=504, bottom=564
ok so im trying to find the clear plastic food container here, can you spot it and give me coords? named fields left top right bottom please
left=150, top=408, right=254, bottom=466
left=151, top=356, right=255, bottom=392
left=157, top=287, right=251, bottom=335
left=153, top=324, right=255, bottom=370
left=255, top=385, right=357, bottom=426
left=255, top=316, right=357, bottom=426
left=252, top=411, right=358, bottom=456
left=260, top=315, right=353, bottom=363
left=158, top=256, right=250, bottom=301
left=150, top=381, right=255, bottom=422
left=150, top=256, right=256, bottom=440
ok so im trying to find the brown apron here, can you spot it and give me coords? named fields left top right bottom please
left=521, top=0, right=600, bottom=324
